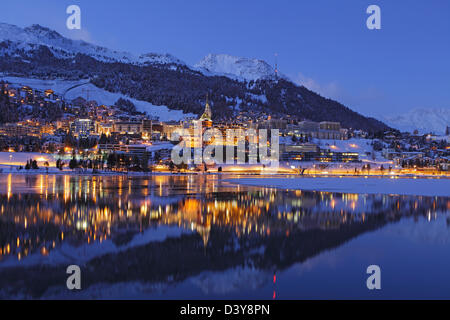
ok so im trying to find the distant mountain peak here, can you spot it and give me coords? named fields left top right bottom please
left=24, top=24, right=67, bottom=44
left=24, top=24, right=60, bottom=35
left=138, top=52, right=185, bottom=66
left=382, top=107, right=450, bottom=135
left=0, top=22, right=185, bottom=66
left=195, top=53, right=285, bottom=82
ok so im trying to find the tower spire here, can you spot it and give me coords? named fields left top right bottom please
left=200, top=92, right=212, bottom=121
left=274, top=53, right=278, bottom=80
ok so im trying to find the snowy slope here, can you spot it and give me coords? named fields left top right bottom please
left=137, top=52, right=184, bottom=65
left=195, top=53, right=284, bottom=81
left=1, top=76, right=195, bottom=121
left=382, top=108, right=450, bottom=135
left=0, top=23, right=184, bottom=66
left=64, top=83, right=195, bottom=121
left=1, top=76, right=86, bottom=94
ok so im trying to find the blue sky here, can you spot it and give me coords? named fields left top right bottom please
left=1, top=0, right=449, bottom=118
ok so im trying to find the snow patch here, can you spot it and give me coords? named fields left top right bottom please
left=1, top=76, right=195, bottom=121
left=195, top=53, right=282, bottom=82
left=382, top=107, right=450, bottom=135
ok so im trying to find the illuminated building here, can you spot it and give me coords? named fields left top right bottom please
left=39, top=124, right=55, bottom=136
left=44, top=89, right=55, bottom=98
left=118, top=144, right=149, bottom=157
left=284, top=150, right=359, bottom=163
left=287, top=121, right=347, bottom=140
left=251, top=117, right=287, bottom=130
left=0, top=123, right=40, bottom=137
left=280, top=143, right=319, bottom=161
left=97, top=122, right=113, bottom=136
left=70, top=119, right=96, bottom=137
left=113, top=121, right=143, bottom=135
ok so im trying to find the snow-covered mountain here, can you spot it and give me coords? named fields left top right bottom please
left=0, top=23, right=280, bottom=79
left=137, top=52, right=184, bottom=66
left=195, top=53, right=283, bottom=81
left=382, top=108, right=450, bottom=135
left=0, top=23, right=184, bottom=66
left=0, top=22, right=392, bottom=131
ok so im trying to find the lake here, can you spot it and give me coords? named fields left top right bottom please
left=0, top=174, right=449, bottom=299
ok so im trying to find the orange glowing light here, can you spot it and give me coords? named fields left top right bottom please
left=40, top=247, right=49, bottom=256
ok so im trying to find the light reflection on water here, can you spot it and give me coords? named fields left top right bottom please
left=0, top=174, right=449, bottom=299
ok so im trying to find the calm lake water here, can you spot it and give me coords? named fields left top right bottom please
left=0, top=173, right=449, bottom=299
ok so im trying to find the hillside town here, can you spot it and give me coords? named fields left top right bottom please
left=0, top=81, right=449, bottom=176
left=1, top=1, right=450, bottom=303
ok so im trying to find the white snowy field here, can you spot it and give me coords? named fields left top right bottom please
left=64, top=82, right=194, bottom=121
left=1, top=75, right=84, bottom=93
left=311, top=137, right=391, bottom=163
left=229, top=176, right=450, bottom=197
left=1, top=76, right=195, bottom=121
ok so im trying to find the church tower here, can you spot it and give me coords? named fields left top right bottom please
left=200, top=93, right=212, bottom=121
left=199, top=93, right=213, bottom=127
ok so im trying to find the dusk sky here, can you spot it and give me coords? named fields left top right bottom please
left=1, top=0, right=449, bottom=118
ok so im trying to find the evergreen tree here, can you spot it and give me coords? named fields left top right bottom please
left=0, top=84, right=18, bottom=123
left=69, top=157, right=78, bottom=170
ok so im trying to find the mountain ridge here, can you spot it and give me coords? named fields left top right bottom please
left=382, top=108, right=450, bottom=135
left=194, top=53, right=284, bottom=81
left=0, top=22, right=391, bottom=132
left=0, top=23, right=184, bottom=66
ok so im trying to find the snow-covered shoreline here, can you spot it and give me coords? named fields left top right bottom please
left=228, top=176, right=450, bottom=197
